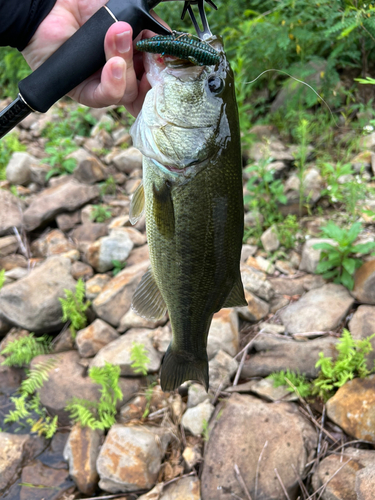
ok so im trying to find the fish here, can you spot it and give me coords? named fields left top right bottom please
left=129, top=35, right=246, bottom=392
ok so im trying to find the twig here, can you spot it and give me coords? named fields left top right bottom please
left=233, top=347, right=248, bottom=386
left=274, top=469, right=291, bottom=500
left=298, top=407, right=338, bottom=444
left=317, top=405, right=326, bottom=456
left=331, top=439, right=374, bottom=453
left=291, top=331, right=333, bottom=338
left=83, top=493, right=144, bottom=500
left=255, top=441, right=268, bottom=500
left=234, top=464, right=253, bottom=500
left=164, top=471, right=196, bottom=487
left=306, top=459, right=352, bottom=500
left=291, top=464, right=309, bottom=500
left=212, top=381, right=225, bottom=405
left=235, top=332, right=262, bottom=360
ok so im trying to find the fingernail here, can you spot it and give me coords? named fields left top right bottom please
left=115, top=31, right=131, bottom=53
left=112, top=61, right=124, bottom=80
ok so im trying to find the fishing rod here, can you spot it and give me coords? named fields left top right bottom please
left=0, top=0, right=216, bottom=140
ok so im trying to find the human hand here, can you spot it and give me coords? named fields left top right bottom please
left=22, top=0, right=168, bottom=116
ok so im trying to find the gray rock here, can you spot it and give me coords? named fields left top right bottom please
left=241, top=265, right=274, bottom=301
left=85, top=229, right=134, bottom=273
left=349, top=305, right=375, bottom=368
left=241, top=333, right=338, bottom=379
left=160, top=476, right=200, bottom=500
left=63, top=424, right=102, bottom=495
left=97, top=424, right=172, bottom=493
left=112, top=147, right=143, bottom=174
left=201, top=394, right=317, bottom=500
left=187, top=383, right=210, bottom=408
left=0, top=235, right=18, bottom=257
left=240, top=244, right=257, bottom=262
left=182, top=399, right=214, bottom=436
left=261, top=225, right=280, bottom=252
left=118, top=309, right=167, bottom=333
left=0, top=189, right=23, bottom=236
left=299, top=238, right=335, bottom=273
left=76, top=319, right=120, bottom=358
left=269, top=274, right=325, bottom=296
left=279, top=283, right=354, bottom=334
left=207, top=309, right=239, bottom=360
left=90, top=328, right=161, bottom=375
left=208, top=349, right=238, bottom=390
left=6, top=152, right=36, bottom=185
left=23, top=178, right=99, bottom=231
left=0, top=256, right=77, bottom=332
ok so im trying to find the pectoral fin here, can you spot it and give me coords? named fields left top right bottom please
left=152, top=180, right=175, bottom=239
left=129, top=182, right=145, bottom=225
left=222, top=275, right=247, bottom=308
left=131, top=268, right=167, bottom=320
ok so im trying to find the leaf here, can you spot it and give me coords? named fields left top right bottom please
left=352, top=242, right=375, bottom=254
left=340, top=269, right=354, bottom=290
left=346, top=222, right=362, bottom=244
left=342, top=257, right=357, bottom=275
left=313, top=242, right=337, bottom=251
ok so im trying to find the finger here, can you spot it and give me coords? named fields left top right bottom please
left=123, top=71, right=151, bottom=117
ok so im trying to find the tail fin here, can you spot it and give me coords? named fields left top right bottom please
left=160, top=346, right=208, bottom=392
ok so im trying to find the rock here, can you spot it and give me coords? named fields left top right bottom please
left=241, top=265, right=274, bottom=301
left=0, top=256, right=77, bottom=332
left=23, top=178, right=99, bottom=231
left=97, top=424, right=172, bottom=492
left=113, top=147, right=143, bottom=174
left=239, top=377, right=297, bottom=402
left=30, top=351, right=101, bottom=426
left=326, top=374, right=375, bottom=443
left=127, top=244, right=150, bottom=267
left=0, top=253, right=27, bottom=270
left=207, top=309, right=239, bottom=360
left=269, top=275, right=306, bottom=296
left=56, top=210, right=81, bottom=232
left=52, top=327, right=75, bottom=353
left=63, top=424, right=102, bottom=495
left=0, top=189, right=24, bottom=236
left=187, top=382, right=210, bottom=408
left=183, top=445, right=202, bottom=470
left=6, top=151, right=35, bottom=185
left=0, top=354, right=23, bottom=394
left=182, top=399, right=214, bottom=436
left=19, top=459, right=74, bottom=500
left=261, top=225, right=280, bottom=252
left=91, top=328, right=160, bottom=375
left=0, top=432, right=45, bottom=494
left=0, top=318, right=11, bottom=336
left=5, top=266, right=29, bottom=282
left=76, top=319, right=120, bottom=358
left=356, top=464, right=375, bottom=500
left=275, top=259, right=296, bottom=275
left=279, top=283, right=354, bottom=334
left=31, top=229, right=76, bottom=258
left=85, top=273, right=111, bottom=301
left=201, top=394, right=317, bottom=500
left=152, top=325, right=172, bottom=354
left=240, top=244, right=257, bottom=262
left=136, top=483, right=164, bottom=500
left=85, top=229, right=134, bottom=272
left=312, top=448, right=375, bottom=500
left=258, top=322, right=286, bottom=334
left=254, top=255, right=275, bottom=274
left=0, top=235, right=18, bottom=257
left=299, top=238, right=335, bottom=273
left=92, top=260, right=149, bottom=326
left=241, top=333, right=338, bottom=378
left=71, top=222, right=108, bottom=252
left=160, top=476, right=200, bottom=500
left=353, top=259, right=375, bottom=304
left=29, top=163, right=51, bottom=186
left=73, top=156, right=106, bottom=184
left=118, top=309, right=167, bottom=333
left=236, top=290, right=270, bottom=322
left=119, top=227, right=147, bottom=246
left=71, top=260, right=94, bottom=281
left=248, top=140, right=294, bottom=163
left=349, top=305, right=375, bottom=369
left=208, top=350, right=238, bottom=390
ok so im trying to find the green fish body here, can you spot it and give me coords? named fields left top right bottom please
left=130, top=37, right=246, bottom=391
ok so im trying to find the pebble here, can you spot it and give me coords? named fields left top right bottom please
left=6, top=151, right=35, bottom=185
left=72, top=222, right=108, bottom=252
left=260, top=225, right=280, bottom=252
left=73, top=155, right=106, bottom=184
left=76, top=318, right=120, bottom=358
left=182, top=399, right=215, bottom=436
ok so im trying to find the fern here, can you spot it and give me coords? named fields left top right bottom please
left=130, top=342, right=150, bottom=376
left=66, top=362, right=123, bottom=430
left=0, top=269, right=5, bottom=289
left=21, top=359, right=57, bottom=395
left=268, top=369, right=312, bottom=399
left=1, top=334, right=52, bottom=367
left=59, top=278, right=91, bottom=338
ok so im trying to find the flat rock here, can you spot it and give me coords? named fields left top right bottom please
left=92, top=260, right=149, bottom=327
left=236, top=289, right=270, bottom=322
left=19, top=459, right=74, bottom=500
left=97, top=424, right=172, bottom=492
left=207, top=309, right=239, bottom=360
left=182, top=399, right=215, bottom=436
left=63, top=424, right=102, bottom=495
left=208, top=349, right=238, bottom=390
left=160, top=476, right=200, bottom=500
left=229, top=377, right=297, bottom=402
left=0, top=256, right=77, bottom=332
left=261, top=225, right=280, bottom=252
left=30, top=351, right=101, bottom=426
left=299, top=238, right=335, bottom=273
left=241, top=265, right=274, bottom=301
left=353, top=259, right=375, bottom=304
left=201, top=394, right=317, bottom=500
left=76, top=318, right=120, bottom=358
left=0, top=235, right=18, bottom=257
left=326, top=374, right=375, bottom=443
left=85, top=273, right=111, bottom=301
left=118, top=308, right=167, bottom=333
left=23, top=178, right=99, bottom=231
left=348, top=305, right=375, bottom=368
left=0, top=189, right=24, bottom=236
left=0, top=253, right=27, bottom=270
left=85, top=229, right=134, bottom=272
left=312, top=448, right=375, bottom=500
left=241, top=333, right=338, bottom=378
left=269, top=274, right=325, bottom=297
left=279, top=283, right=354, bottom=334
left=90, top=328, right=161, bottom=375
left=0, top=432, right=45, bottom=494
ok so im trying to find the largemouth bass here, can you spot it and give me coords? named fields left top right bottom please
left=129, top=36, right=246, bottom=391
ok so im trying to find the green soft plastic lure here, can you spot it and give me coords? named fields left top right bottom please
left=136, top=33, right=220, bottom=66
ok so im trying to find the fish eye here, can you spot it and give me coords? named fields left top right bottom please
left=208, top=75, right=224, bottom=94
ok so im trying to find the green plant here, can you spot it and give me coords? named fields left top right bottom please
left=293, top=118, right=310, bottom=215
left=277, top=215, right=300, bottom=249
left=42, top=138, right=78, bottom=180
left=268, top=369, right=312, bottom=399
left=130, top=343, right=150, bottom=376
left=142, top=381, right=157, bottom=419
left=202, top=419, right=210, bottom=442
left=59, top=279, right=91, bottom=338
left=112, top=260, right=126, bottom=276
left=1, top=333, right=51, bottom=367
left=0, top=133, right=27, bottom=180
left=314, top=221, right=375, bottom=289
left=66, top=362, right=123, bottom=430
left=90, top=205, right=112, bottom=223
left=0, top=269, right=5, bottom=290
left=0, top=47, right=30, bottom=97
left=100, top=176, right=117, bottom=196
left=313, top=329, right=375, bottom=400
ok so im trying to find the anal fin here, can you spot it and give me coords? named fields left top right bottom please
left=129, top=181, right=145, bottom=225
left=222, top=275, right=247, bottom=308
left=131, top=268, right=167, bottom=320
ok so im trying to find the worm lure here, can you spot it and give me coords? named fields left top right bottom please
left=136, top=33, right=220, bottom=66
